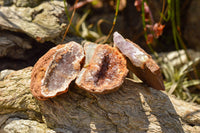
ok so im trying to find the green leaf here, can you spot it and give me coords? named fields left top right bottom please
left=179, top=57, right=200, bottom=76
left=183, top=80, right=200, bottom=88
left=168, top=83, right=178, bottom=95
left=76, top=9, right=90, bottom=36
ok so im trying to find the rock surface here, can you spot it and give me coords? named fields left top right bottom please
left=0, top=69, right=14, bottom=81
left=0, top=1, right=72, bottom=43
left=0, top=31, right=32, bottom=59
left=0, top=0, right=45, bottom=7
left=2, top=119, right=55, bottom=133
left=1, top=67, right=200, bottom=132
left=13, top=0, right=45, bottom=7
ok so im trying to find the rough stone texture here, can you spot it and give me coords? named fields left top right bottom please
left=183, top=0, right=200, bottom=51
left=0, top=31, right=32, bottom=59
left=0, top=69, right=14, bottom=81
left=0, top=1, right=72, bottom=43
left=1, top=67, right=200, bottom=132
left=14, top=0, right=45, bottom=7
left=2, top=118, right=55, bottom=133
left=0, top=67, right=40, bottom=117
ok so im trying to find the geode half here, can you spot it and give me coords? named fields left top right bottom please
left=30, top=41, right=84, bottom=100
left=75, top=42, right=128, bottom=94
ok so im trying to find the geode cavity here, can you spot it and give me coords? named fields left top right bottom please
left=75, top=42, right=128, bottom=94
left=30, top=41, right=84, bottom=100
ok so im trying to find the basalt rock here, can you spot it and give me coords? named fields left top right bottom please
left=113, top=32, right=165, bottom=90
left=30, top=41, right=84, bottom=100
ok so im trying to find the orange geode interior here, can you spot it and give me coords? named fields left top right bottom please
left=75, top=43, right=128, bottom=94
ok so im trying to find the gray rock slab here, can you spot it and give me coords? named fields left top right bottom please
left=0, top=67, right=200, bottom=132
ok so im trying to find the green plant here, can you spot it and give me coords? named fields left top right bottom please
left=62, top=0, right=110, bottom=42
left=138, top=0, right=190, bottom=59
left=138, top=0, right=200, bottom=100
left=62, top=0, right=121, bottom=43
left=62, top=0, right=79, bottom=42
left=103, top=0, right=120, bottom=43
left=161, top=57, right=200, bottom=102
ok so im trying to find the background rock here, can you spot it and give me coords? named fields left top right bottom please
left=0, top=31, right=32, bottom=59
left=0, top=39, right=55, bottom=71
left=0, top=0, right=13, bottom=6
left=0, top=0, right=45, bottom=7
left=13, top=0, right=45, bottom=7
left=0, top=67, right=200, bottom=132
left=0, top=1, right=73, bottom=44
left=0, top=69, right=14, bottom=81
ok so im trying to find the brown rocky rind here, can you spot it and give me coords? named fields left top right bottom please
left=113, top=32, right=165, bottom=90
left=75, top=43, right=128, bottom=94
left=30, top=41, right=84, bottom=100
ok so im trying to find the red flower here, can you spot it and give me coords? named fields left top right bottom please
left=153, top=23, right=165, bottom=38
left=134, top=0, right=142, bottom=11
left=147, top=34, right=154, bottom=44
